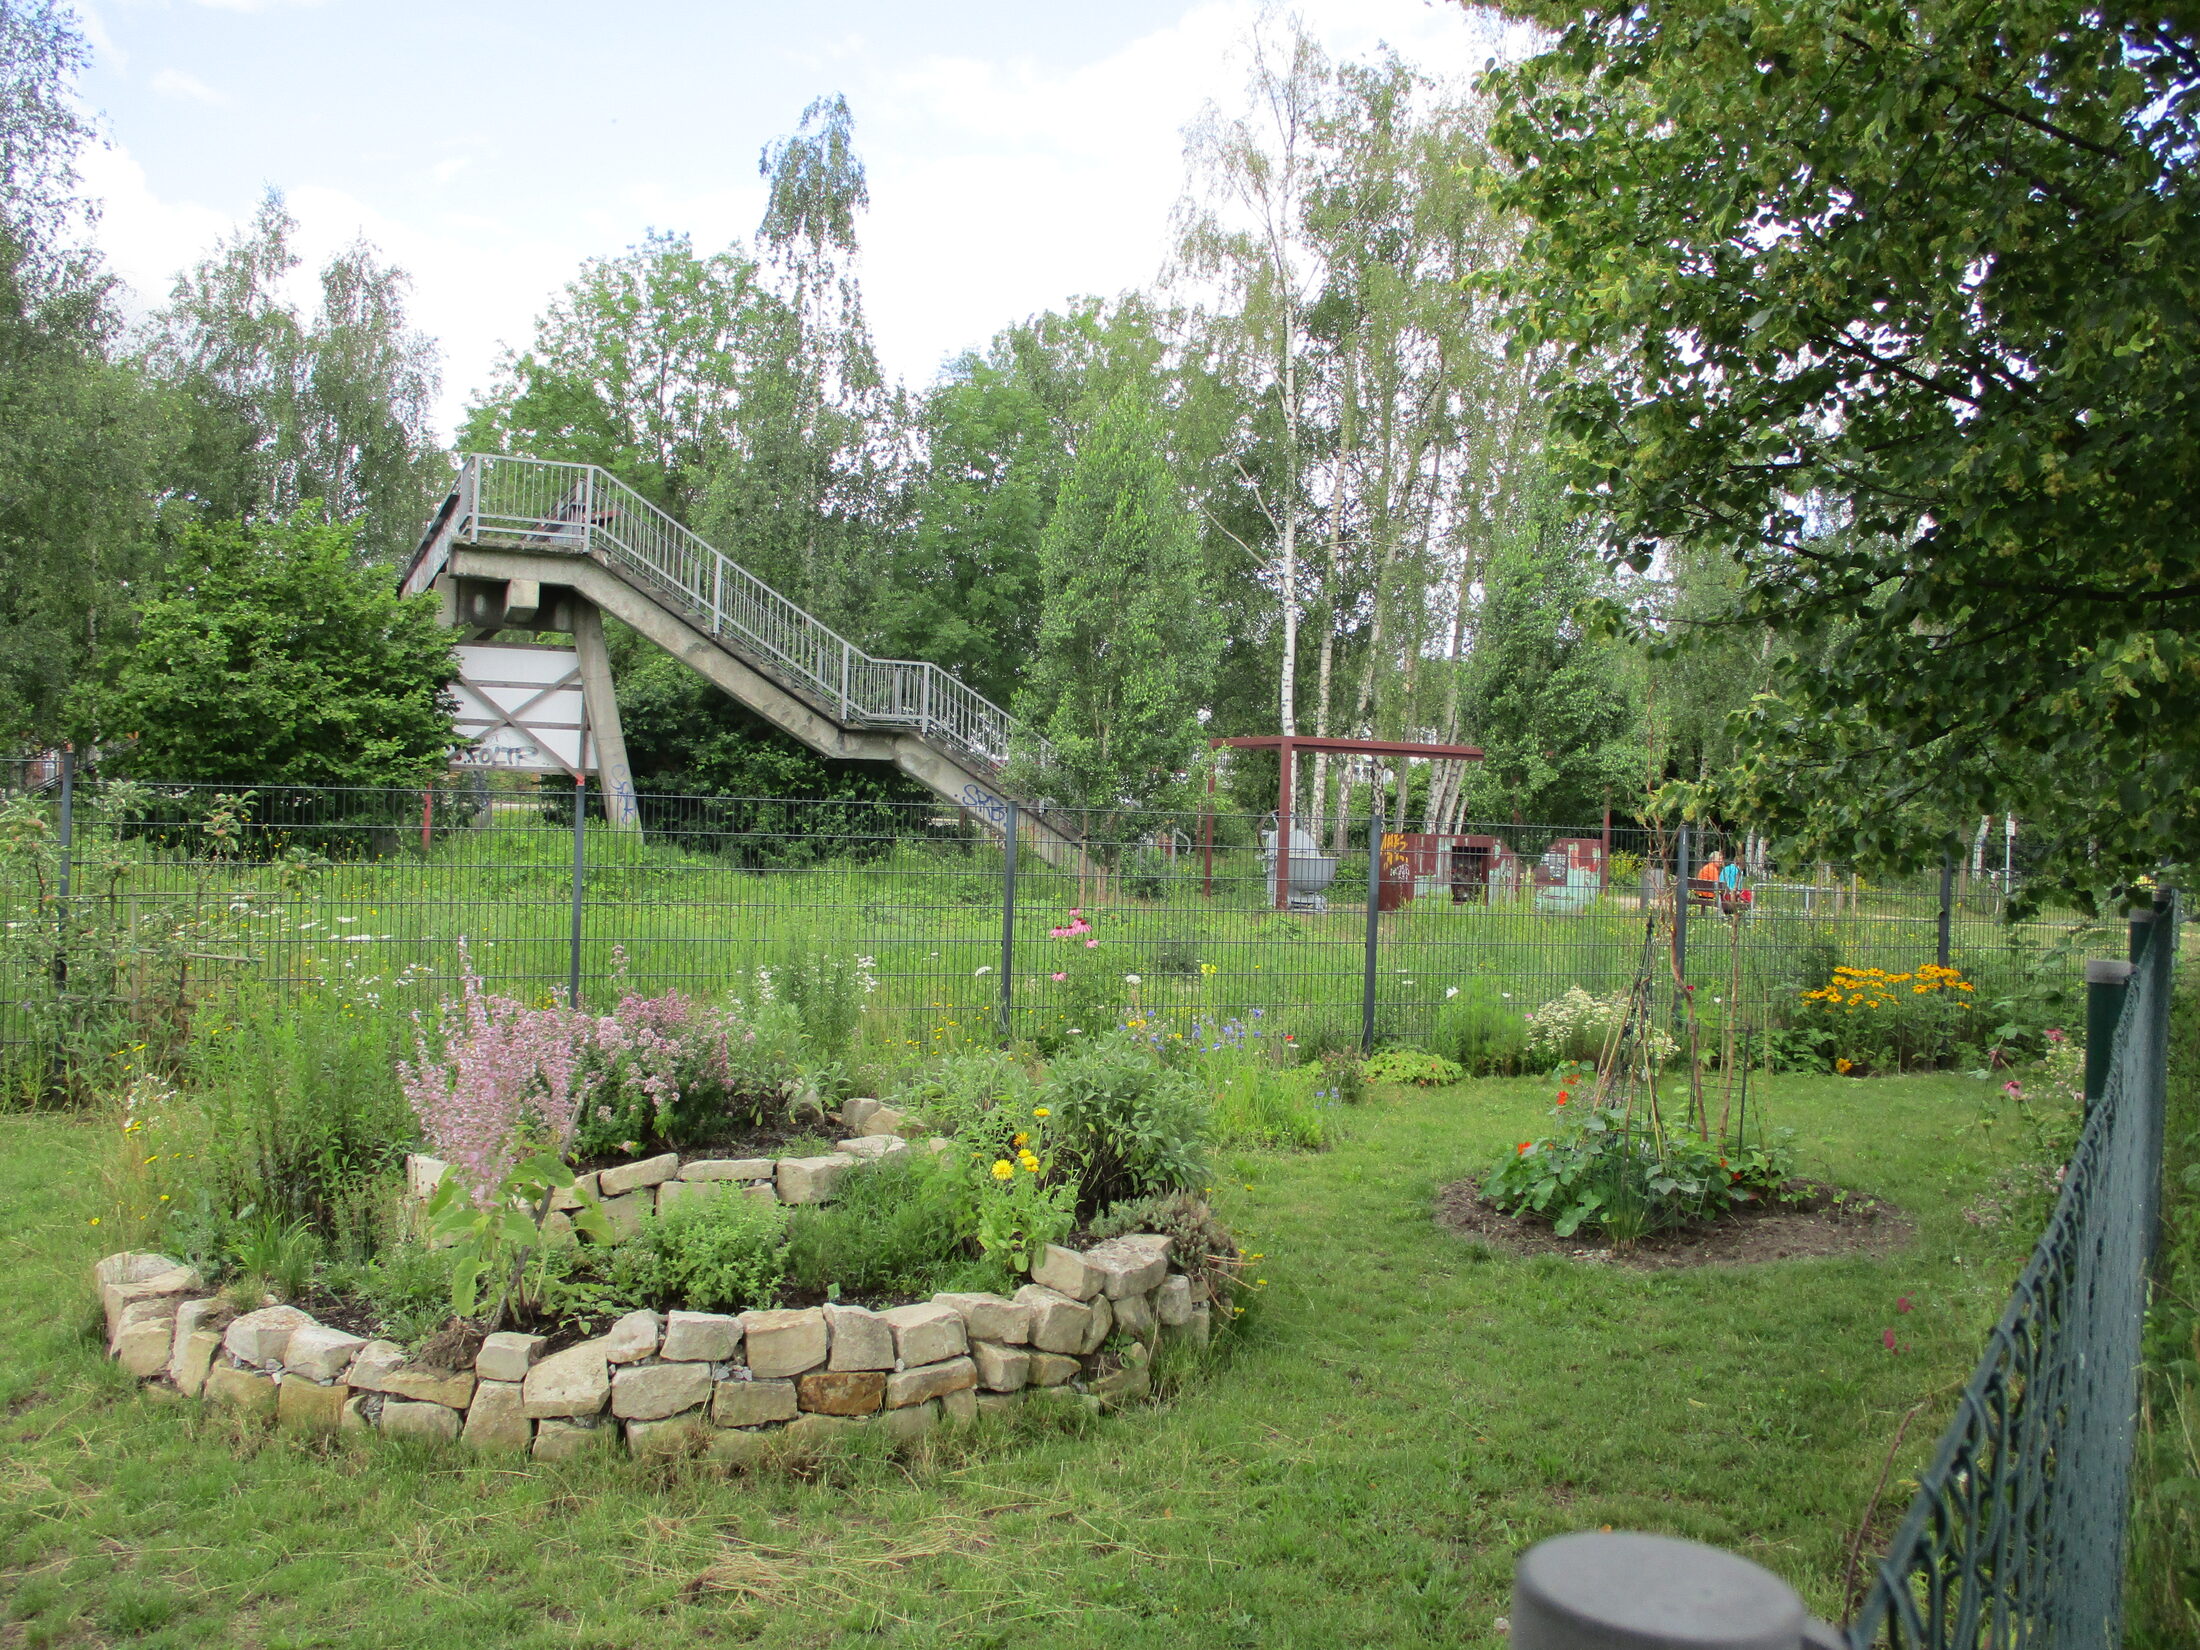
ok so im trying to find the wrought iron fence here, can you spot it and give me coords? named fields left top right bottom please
left=1844, top=900, right=2175, bottom=1649
left=0, top=765, right=2092, bottom=1084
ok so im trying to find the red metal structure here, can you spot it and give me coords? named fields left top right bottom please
left=1202, top=735, right=1483, bottom=907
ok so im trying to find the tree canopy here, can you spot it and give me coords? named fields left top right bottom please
left=1487, top=0, right=2200, bottom=906
left=105, top=515, right=455, bottom=788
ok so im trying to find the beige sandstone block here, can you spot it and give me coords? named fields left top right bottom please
left=277, top=1378, right=349, bottom=1433
left=774, top=1156, right=851, bottom=1205
left=823, top=1304, right=894, bottom=1371
left=1013, top=1285, right=1093, bottom=1355
left=521, top=1339, right=612, bottom=1418
left=598, top=1152, right=681, bottom=1197
left=462, top=1380, right=533, bottom=1451
left=1030, top=1244, right=1103, bottom=1301
left=612, top=1362, right=713, bottom=1421
left=204, top=1363, right=276, bottom=1417
left=660, top=1311, right=740, bottom=1362
left=971, top=1341, right=1030, bottom=1392
left=602, top=1310, right=661, bottom=1364
left=1082, top=1234, right=1171, bottom=1298
left=712, top=1377, right=799, bottom=1428
left=475, top=1331, right=547, bottom=1383
left=381, top=1397, right=463, bottom=1442
left=932, top=1291, right=1030, bottom=1345
left=879, top=1301, right=966, bottom=1367
left=884, top=1356, right=975, bottom=1409
left=739, top=1308, right=827, bottom=1377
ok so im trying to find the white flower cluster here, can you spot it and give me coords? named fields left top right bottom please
left=1523, top=986, right=1679, bottom=1068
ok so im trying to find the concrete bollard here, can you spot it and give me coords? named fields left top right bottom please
left=1511, top=1532, right=1843, bottom=1650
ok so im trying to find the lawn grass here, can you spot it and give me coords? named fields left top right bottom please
left=0, top=1066, right=2043, bottom=1648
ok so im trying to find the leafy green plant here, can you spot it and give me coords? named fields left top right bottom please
left=758, top=949, right=878, bottom=1065
left=783, top=1152, right=976, bottom=1297
left=1088, top=1190, right=1247, bottom=1322
left=421, top=1154, right=612, bottom=1326
left=1361, top=1048, right=1464, bottom=1088
left=1209, top=1063, right=1334, bottom=1150
left=608, top=1190, right=790, bottom=1313
left=1316, top=1048, right=1366, bottom=1107
left=888, top=1049, right=1036, bottom=1139
left=1039, top=1032, right=1209, bottom=1217
left=1485, top=1094, right=1800, bottom=1242
left=970, top=1134, right=1076, bottom=1272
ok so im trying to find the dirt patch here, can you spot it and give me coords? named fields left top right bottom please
left=411, top=1320, right=485, bottom=1372
left=1433, top=1178, right=1912, bottom=1269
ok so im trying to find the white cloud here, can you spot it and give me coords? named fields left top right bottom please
left=151, top=68, right=226, bottom=106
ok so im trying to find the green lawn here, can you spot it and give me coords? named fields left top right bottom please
left=0, top=1069, right=2040, bottom=1649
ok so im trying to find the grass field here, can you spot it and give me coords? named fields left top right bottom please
left=0, top=1067, right=2051, bottom=1648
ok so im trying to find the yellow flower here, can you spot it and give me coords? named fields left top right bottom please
left=1013, top=1132, right=1029, bottom=1148
left=991, top=1160, right=1014, bottom=1181
left=88, top=1216, right=100, bottom=1226
left=1033, top=1106, right=1050, bottom=1118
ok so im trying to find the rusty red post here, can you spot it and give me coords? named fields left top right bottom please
left=1202, top=761, right=1215, bottom=899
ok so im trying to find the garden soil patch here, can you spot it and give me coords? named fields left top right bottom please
left=1432, top=1178, right=1913, bottom=1269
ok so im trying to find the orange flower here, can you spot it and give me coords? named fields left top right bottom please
left=1517, top=1141, right=1534, bottom=1156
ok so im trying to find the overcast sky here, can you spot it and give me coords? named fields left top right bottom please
left=71, top=0, right=1522, bottom=438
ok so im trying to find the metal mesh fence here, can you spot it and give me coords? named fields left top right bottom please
left=0, top=764, right=2091, bottom=1081
left=1845, top=902, right=2174, bottom=1649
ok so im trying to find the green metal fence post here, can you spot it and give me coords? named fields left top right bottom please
left=569, top=776, right=586, bottom=1008
left=1673, top=823, right=1690, bottom=987
left=2128, top=904, right=2156, bottom=964
left=2082, top=956, right=2134, bottom=1105
left=1361, top=778, right=1385, bottom=1055
left=1937, top=856, right=1953, bottom=968
left=999, top=798, right=1019, bottom=1045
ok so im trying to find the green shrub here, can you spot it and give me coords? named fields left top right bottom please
left=889, top=1049, right=1037, bottom=1139
left=1361, top=1048, right=1464, bottom=1088
left=784, top=1152, right=977, bottom=1298
left=1040, top=1032, right=1210, bottom=1216
left=1429, top=981, right=1530, bottom=1074
left=345, top=1242, right=458, bottom=1344
left=629, top=1191, right=790, bottom=1312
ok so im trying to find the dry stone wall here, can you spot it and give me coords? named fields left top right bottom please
left=92, top=1236, right=1213, bottom=1463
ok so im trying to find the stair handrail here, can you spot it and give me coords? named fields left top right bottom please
left=413, top=453, right=1043, bottom=780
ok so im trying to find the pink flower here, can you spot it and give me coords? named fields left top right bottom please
left=1882, top=1328, right=1898, bottom=1352
left=2044, top=1027, right=2066, bottom=1044
left=1085, top=938, right=1098, bottom=948
left=1050, top=972, right=1066, bottom=982
left=2003, top=1079, right=2023, bottom=1099
left=1896, top=1295, right=1913, bottom=1314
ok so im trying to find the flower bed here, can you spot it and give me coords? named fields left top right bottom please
left=94, top=1229, right=1213, bottom=1462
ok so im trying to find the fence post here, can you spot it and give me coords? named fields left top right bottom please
left=1361, top=778, right=1384, bottom=1055
left=53, top=746, right=74, bottom=1001
left=1938, top=855, right=1954, bottom=968
left=1511, top=1530, right=1841, bottom=1650
left=2129, top=904, right=2157, bottom=964
left=2082, top=957, right=2135, bottom=1105
left=569, top=776, right=587, bottom=1008
left=998, top=798, right=1019, bottom=1044
left=1674, top=822, right=1690, bottom=985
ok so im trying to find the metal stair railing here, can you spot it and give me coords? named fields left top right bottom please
left=442, top=453, right=1036, bottom=779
